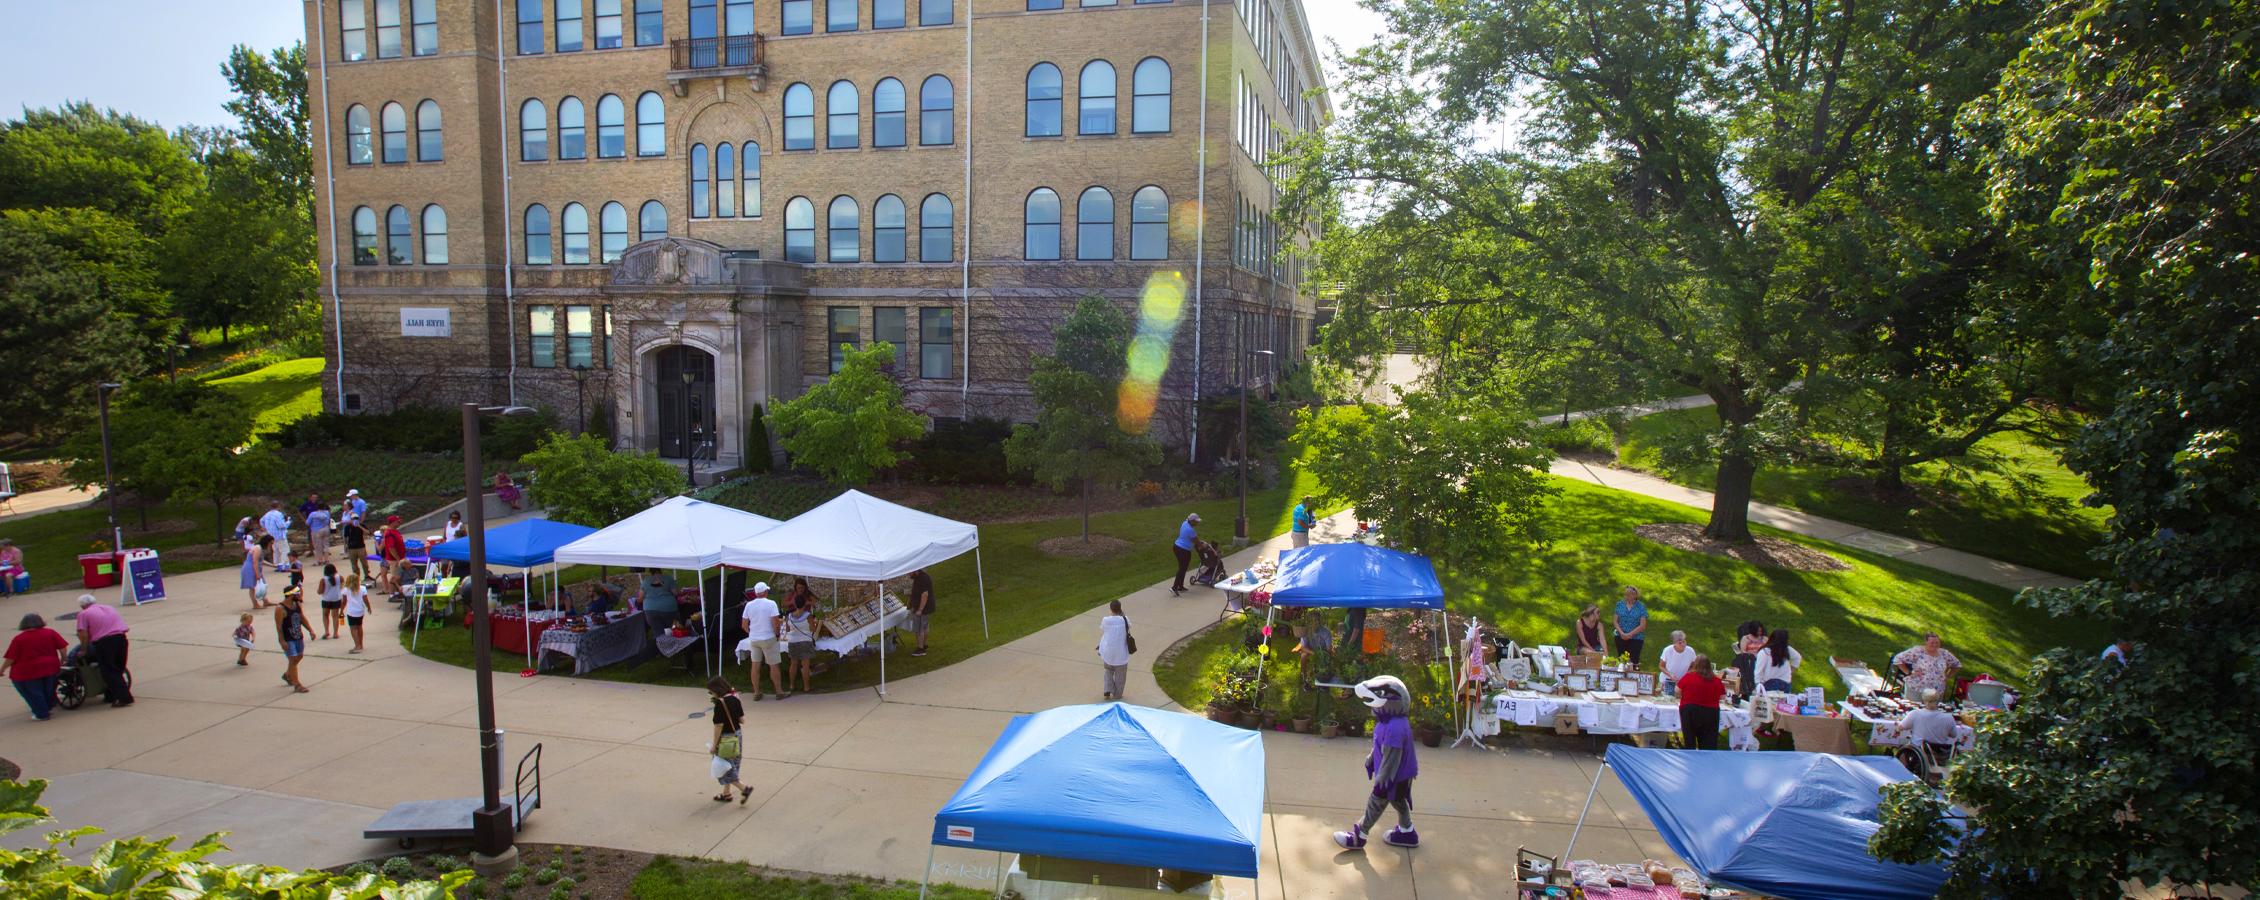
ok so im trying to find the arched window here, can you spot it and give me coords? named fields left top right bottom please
left=783, top=83, right=814, bottom=150
left=380, top=102, right=408, bottom=163
left=416, top=100, right=444, bottom=161
left=350, top=206, right=378, bottom=265
left=421, top=205, right=449, bottom=263
left=872, top=79, right=906, bottom=148
left=827, top=195, right=860, bottom=262
left=690, top=144, right=711, bottom=217
left=599, top=201, right=628, bottom=261
left=386, top=205, right=413, bottom=264
left=558, top=96, right=586, bottom=159
left=742, top=141, right=761, bottom=215
left=784, top=196, right=815, bottom=262
left=1025, top=63, right=1061, bottom=137
left=827, top=80, right=859, bottom=149
left=1078, top=61, right=1115, bottom=135
left=873, top=194, right=906, bottom=262
left=1076, top=187, right=1112, bottom=260
left=919, top=75, right=953, bottom=146
left=1024, top=188, right=1060, bottom=260
left=919, top=193, right=952, bottom=262
left=1132, top=58, right=1171, bottom=133
left=595, top=94, right=625, bottom=157
left=639, top=200, right=668, bottom=239
left=1130, top=185, right=1167, bottom=259
left=562, top=202, right=590, bottom=263
left=519, top=99, right=548, bottom=161
left=634, top=91, right=665, bottom=156
left=345, top=105, right=372, bottom=164
left=524, top=204, right=553, bottom=264
left=714, top=143, right=735, bottom=217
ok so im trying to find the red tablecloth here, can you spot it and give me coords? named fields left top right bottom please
left=491, top=614, right=561, bottom=656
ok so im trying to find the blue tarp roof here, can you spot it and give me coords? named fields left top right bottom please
left=1266, top=543, right=1444, bottom=610
left=1604, top=745, right=1950, bottom=900
left=428, top=518, right=599, bottom=569
left=931, top=703, right=1265, bottom=878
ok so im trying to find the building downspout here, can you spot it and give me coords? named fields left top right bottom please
left=494, top=0, right=521, bottom=405
left=314, top=0, right=348, bottom=412
left=959, top=6, right=974, bottom=406
left=1189, top=0, right=1211, bottom=460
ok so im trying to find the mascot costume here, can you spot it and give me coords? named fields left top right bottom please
left=1333, top=674, right=1421, bottom=850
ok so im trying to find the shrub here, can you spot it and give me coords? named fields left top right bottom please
left=904, top=416, right=1018, bottom=484
left=343, top=861, right=377, bottom=877
left=1133, top=479, right=1163, bottom=506
left=381, top=856, right=416, bottom=879
left=1209, top=459, right=1278, bottom=498
left=426, top=853, right=467, bottom=873
left=522, top=432, right=687, bottom=527
left=502, top=869, right=527, bottom=889
left=533, top=865, right=562, bottom=885
left=744, top=403, right=772, bottom=473
left=1536, top=417, right=1616, bottom=456
left=268, top=405, right=459, bottom=452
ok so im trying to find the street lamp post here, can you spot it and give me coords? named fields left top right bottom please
left=1233, top=350, right=1275, bottom=544
left=98, top=383, right=122, bottom=555
left=462, top=402, right=534, bottom=869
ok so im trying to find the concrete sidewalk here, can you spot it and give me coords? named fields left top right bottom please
left=0, top=483, right=99, bottom=521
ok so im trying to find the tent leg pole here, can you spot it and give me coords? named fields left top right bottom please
left=975, top=548, right=990, bottom=641
left=1253, top=605, right=1276, bottom=697
left=994, top=851, right=1007, bottom=896
left=877, top=581, right=888, bottom=699
left=917, top=842, right=936, bottom=900
left=1565, top=761, right=1607, bottom=862
left=698, top=568, right=710, bottom=678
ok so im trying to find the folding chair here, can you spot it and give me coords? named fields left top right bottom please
left=405, top=577, right=462, bottom=650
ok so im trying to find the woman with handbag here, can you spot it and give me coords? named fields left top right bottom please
left=1097, top=600, right=1134, bottom=701
left=706, top=676, right=752, bottom=803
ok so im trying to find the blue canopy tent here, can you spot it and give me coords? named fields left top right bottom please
left=429, top=518, right=599, bottom=665
left=1254, top=543, right=1456, bottom=740
left=1570, top=745, right=1950, bottom=900
left=921, top=703, right=1265, bottom=897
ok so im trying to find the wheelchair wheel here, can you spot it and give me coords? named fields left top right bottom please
left=55, top=672, right=86, bottom=710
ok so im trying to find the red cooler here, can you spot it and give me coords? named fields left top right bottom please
left=79, top=552, right=121, bottom=588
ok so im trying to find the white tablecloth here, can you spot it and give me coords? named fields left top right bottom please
left=1489, top=692, right=1757, bottom=749
left=740, top=597, right=908, bottom=659
left=1843, top=702, right=1977, bottom=750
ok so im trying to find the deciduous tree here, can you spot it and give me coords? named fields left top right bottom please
left=0, top=208, right=160, bottom=437
left=769, top=342, right=928, bottom=485
left=520, top=432, right=686, bottom=527
left=1004, top=296, right=1162, bottom=540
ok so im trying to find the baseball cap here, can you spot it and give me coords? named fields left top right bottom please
left=1187, top=513, right=1202, bottom=522
left=752, top=581, right=770, bottom=595
left=346, top=488, right=361, bottom=497
left=386, top=515, right=401, bottom=524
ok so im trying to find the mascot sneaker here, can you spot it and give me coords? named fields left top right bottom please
left=1383, top=826, right=1420, bottom=848
left=1331, top=824, right=1368, bottom=850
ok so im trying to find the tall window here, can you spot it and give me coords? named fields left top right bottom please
left=525, top=204, right=553, bottom=264
left=1132, top=58, right=1171, bottom=133
left=827, top=196, right=860, bottom=262
left=515, top=0, right=542, bottom=51
left=1076, top=187, right=1112, bottom=260
left=875, top=307, right=906, bottom=364
left=558, top=96, right=586, bottom=158
left=919, top=76, right=953, bottom=145
left=386, top=205, right=413, bottom=264
left=726, top=0, right=754, bottom=36
left=635, top=0, right=663, bottom=43
left=345, top=105, right=372, bottom=164
left=595, top=94, right=625, bottom=157
left=828, top=0, right=857, bottom=30
left=411, top=0, right=438, bottom=54
left=530, top=306, right=556, bottom=368
left=1024, top=188, right=1060, bottom=260
left=555, top=0, right=584, bottom=50
left=872, top=79, right=906, bottom=147
left=634, top=92, right=664, bottom=156
left=920, top=308, right=953, bottom=378
left=715, top=143, right=736, bottom=216
left=415, top=100, right=443, bottom=161
left=874, top=0, right=904, bottom=27
left=783, top=84, right=814, bottom=150
left=520, top=100, right=548, bottom=160
left=377, top=0, right=402, bottom=57
left=566, top=306, right=595, bottom=367
left=691, top=0, right=717, bottom=37
left=380, top=102, right=407, bottom=162
left=1130, top=186, right=1167, bottom=259
left=599, top=202, right=628, bottom=262
left=1078, top=61, right=1116, bottom=135
left=690, top=144, right=710, bottom=217
left=919, top=0, right=949, bottom=25
left=640, top=200, right=668, bottom=239
left=342, top=0, right=368, bottom=60
left=873, top=194, right=906, bottom=262
left=784, top=197, right=815, bottom=261
left=1029, top=0, right=1062, bottom=10
left=827, top=308, right=858, bottom=372
left=1025, top=63, right=1062, bottom=137
left=562, top=202, right=590, bottom=263
left=350, top=207, right=378, bottom=265
left=827, top=81, right=859, bottom=149
left=421, top=205, right=449, bottom=263
left=742, top=142, right=761, bottom=214
left=919, top=193, right=952, bottom=262
left=782, top=0, right=812, bottom=33
left=593, top=0, right=622, bottom=47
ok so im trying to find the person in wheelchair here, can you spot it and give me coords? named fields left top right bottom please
left=1190, top=538, right=1228, bottom=586
left=1903, top=689, right=1960, bottom=778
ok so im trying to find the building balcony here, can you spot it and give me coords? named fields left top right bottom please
left=666, top=36, right=767, bottom=96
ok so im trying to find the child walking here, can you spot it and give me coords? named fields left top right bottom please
left=233, top=613, right=256, bottom=666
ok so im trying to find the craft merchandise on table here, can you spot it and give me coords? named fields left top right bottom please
left=536, top=610, right=643, bottom=675
left=1217, top=560, right=1279, bottom=616
left=1832, top=656, right=1984, bottom=751
left=489, top=606, right=567, bottom=656
left=738, top=594, right=909, bottom=661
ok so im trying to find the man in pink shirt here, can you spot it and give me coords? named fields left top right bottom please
left=72, top=595, right=132, bottom=707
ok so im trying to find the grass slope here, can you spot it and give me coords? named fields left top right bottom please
left=207, top=356, right=325, bottom=436
left=1615, top=406, right=2110, bottom=578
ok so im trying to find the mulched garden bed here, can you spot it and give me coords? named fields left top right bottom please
left=1036, top=534, right=1134, bottom=559
left=1634, top=523, right=1851, bottom=572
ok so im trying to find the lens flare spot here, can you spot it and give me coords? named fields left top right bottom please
left=1116, top=271, right=1189, bottom=434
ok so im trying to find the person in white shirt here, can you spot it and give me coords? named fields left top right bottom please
left=1904, top=690, right=1960, bottom=761
left=342, top=573, right=371, bottom=654
left=442, top=511, right=465, bottom=543
left=739, top=582, right=787, bottom=700
left=259, top=502, right=292, bottom=568
left=1656, top=630, right=1698, bottom=697
left=1096, top=600, right=1132, bottom=700
left=1752, top=628, right=1803, bottom=693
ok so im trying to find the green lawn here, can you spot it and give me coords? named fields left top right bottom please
left=207, top=356, right=325, bottom=436
left=1156, top=476, right=2105, bottom=714
left=628, top=856, right=988, bottom=900
left=1614, top=406, right=2110, bottom=578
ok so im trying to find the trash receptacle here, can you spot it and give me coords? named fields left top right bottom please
left=78, top=552, right=120, bottom=589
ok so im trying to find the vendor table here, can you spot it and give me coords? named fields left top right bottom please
left=490, top=608, right=565, bottom=657
left=655, top=628, right=708, bottom=661
left=1831, top=656, right=1888, bottom=697
left=1217, top=575, right=1269, bottom=620
left=1490, top=692, right=1757, bottom=749
left=536, top=612, right=643, bottom=675
left=1840, top=702, right=1978, bottom=751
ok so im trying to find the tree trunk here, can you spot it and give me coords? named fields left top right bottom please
left=214, top=500, right=227, bottom=547
left=1080, top=474, right=1091, bottom=542
left=1875, top=405, right=1909, bottom=495
left=137, top=496, right=148, bottom=530
left=1705, top=452, right=1757, bottom=542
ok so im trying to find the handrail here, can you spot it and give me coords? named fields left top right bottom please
left=670, top=35, right=764, bottom=70
left=513, top=741, right=544, bottom=824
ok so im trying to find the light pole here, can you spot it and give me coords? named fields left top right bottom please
left=571, top=365, right=591, bottom=434
left=98, top=382, right=122, bottom=555
left=680, top=370, right=696, bottom=488
left=1233, top=350, right=1274, bottom=544
left=462, top=402, right=534, bottom=868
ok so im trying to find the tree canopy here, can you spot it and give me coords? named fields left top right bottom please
left=768, top=342, right=929, bottom=485
left=1004, top=296, right=1163, bottom=539
left=521, top=432, right=687, bottom=528
left=0, top=208, right=160, bottom=437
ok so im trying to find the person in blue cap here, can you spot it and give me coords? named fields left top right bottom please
left=1170, top=512, right=1200, bottom=596
left=1334, top=674, right=1421, bottom=850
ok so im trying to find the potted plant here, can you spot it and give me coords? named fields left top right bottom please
left=1290, top=689, right=1313, bottom=734
left=1413, top=691, right=1450, bottom=747
left=1319, top=707, right=1340, bottom=739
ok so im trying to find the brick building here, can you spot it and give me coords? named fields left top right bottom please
left=304, top=0, right=1325, bottom=470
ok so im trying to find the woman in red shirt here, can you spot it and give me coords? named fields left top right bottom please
left=3, top=613, right=70, bottom=721
left=1677, top=654, right=1727, bottom=750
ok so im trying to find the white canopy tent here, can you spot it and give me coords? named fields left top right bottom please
left=717, top=489, right=988, bottom=696
left=552, top=496, right=784, bottom=675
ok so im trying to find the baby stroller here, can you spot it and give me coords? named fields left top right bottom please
left=1189, top=539, right=1228, bottom=587
left=55, top=647, right=128, bottom=710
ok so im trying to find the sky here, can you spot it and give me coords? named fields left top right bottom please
left=0, top=0, right=1389, bottom=131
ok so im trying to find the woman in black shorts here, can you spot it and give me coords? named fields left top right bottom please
left=317, top=564, right=344, bottom=640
